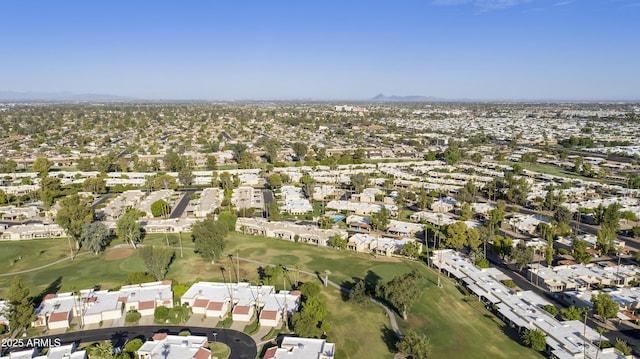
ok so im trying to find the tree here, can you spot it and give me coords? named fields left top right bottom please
left=55, top=194, right=94, bottom=256
left=267, top=173, right=282, bottom=189
left=350, top=173, right=369, bottom=194
left=377, top=270, right=422, bottom=319
left=442, top=140, right=460, bottom=165
left=417, top=188, right=432, bottom=211
left=32, top=157, right=52, bottom=177
left=153, top=174, right=178, bottom=190
left=329, top=234, right=347, bottom=250
left=554, top=206, right=572, bottom=226
left=5, top=276, right=35, bottom=338
left=492, top=235, right=513, bottom=260
left=0, top=158, right=17, bottom=173
left=205, top=155, right=218, bottom=171
left=571, top=238, right=591, bottom=264
left=445, top=221, right=467, bottom=250
left=268, top=201, right=281, bottom=221
left=150, top=199, right=171, bottom=217
left=92, top=340, right=115, bottom=358
left=139, top=246, right=175, bottom=280
left=561, top=305, right=586, bottom=321
left=371, top=206, right=390, bottom=232
left=302, top=295, right=327, bottom=322
left=116, top=210, right=143, bottom=248
left=218, top=210, right=237, bottom=231
left=591, top=293, right=619, bottom=324
left=291, top=311, right=320, bottom=338
left=459, top=202, right=473, bottom=221
left=542, top=304, right=559, bottom=317
left=397, top=330, right=432, bottom=359
left=40, top=176, right=61, bottom=207
left=192, top=216, right=228, bottom=263
left=292, top=142, right=308, bottom=161
left=0, top=189, right=9, bottom=205
left=349, top=279, right=368, bottom=305
left=163, top=151, right=183, bottom=172
left=596, top=226, right=617, bottom=255
left=402, top=241, right=420, bottom=258
left=521, top=328, right=546, bottom=351
left=123, top=338, right=143, bottom=354
left=82, top=177, right=107, bottom=194
left=466, top=227, right=481, bottom=249
left=615, top=339, right=632, bottom=356
left=178, top=165, right=194, bottom=186
left=511, top=241, right=534, bottom=271
left=80, top=222, right=111, bottom=254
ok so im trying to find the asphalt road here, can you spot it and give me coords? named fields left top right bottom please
left=486, top=252, right=640, bottom=356
left=2, top=326, right=256, bottom=359
left=169, top=189, right=195, bottom=219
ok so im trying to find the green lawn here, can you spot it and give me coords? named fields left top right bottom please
left=0, top=238, right=73, bottom=274
left=403, top=270, right=544, bottom=359
left=1, top=232, right=542, bottom=359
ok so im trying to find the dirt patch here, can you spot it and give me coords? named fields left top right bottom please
left=105, top=248, right=134, bottom=261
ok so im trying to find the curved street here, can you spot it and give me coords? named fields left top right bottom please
left=2, top=326, right=256, bottom=359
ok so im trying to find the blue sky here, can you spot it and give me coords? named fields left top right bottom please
left=0, top=0, right=638, bottom=100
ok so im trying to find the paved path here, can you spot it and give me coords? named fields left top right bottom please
left=232, top=255, right=404, bottom=340
left=0, top=244, right=135, bottom=277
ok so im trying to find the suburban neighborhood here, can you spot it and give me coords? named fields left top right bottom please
left=1, top=101, right=640, bottom=359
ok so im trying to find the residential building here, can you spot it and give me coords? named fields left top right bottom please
left=136, top=334, right=210, bottom=359
left=263, top=337, right=335, bottom=359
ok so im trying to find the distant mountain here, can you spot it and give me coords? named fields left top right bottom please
left=371, top=93, right=453, bottom=102
left=0, top=91, right=135, bottom=102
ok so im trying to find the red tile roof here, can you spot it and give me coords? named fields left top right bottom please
left=43, top=294, right=56, bottom=301
left=49, top=311, right=70, bottom=323
left=193, top=299, right=209, bottom=308
left=260, top=310, right=278, bottom=320
left=263, top=347, right=277, bottom=359
left=138, top=301, right=155, bottom=310
left=194, top=347, right=211, bottom=359
left=233, top=305, right=251, bottom=315
left=207, top=302, right=224, bottom=311
left=152, top=333, right=168, bottom=341
left=290, top=290, right=301, bottom=296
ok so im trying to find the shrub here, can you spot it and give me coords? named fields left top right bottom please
left=154, top=306, right=170, bottom=323
left=125, top=310, right=141, bottom=324
left=502, top=280, right=516, bottom=289
left=124, top=338, right=143, bottom=353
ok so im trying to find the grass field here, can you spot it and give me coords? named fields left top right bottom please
left=0, top=232, right=542, bottom=358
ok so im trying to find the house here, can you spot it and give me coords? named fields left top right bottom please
left=78, top=290, right=123, bottom=326
left=0, top=343, right=86, bottom=359
left=345, top=215, right=372, bottom=232
left=0, top=223, right=66, bottom=241
left=118, top=281, right=174, bottom=316
left=136, top=334, right=210, bottom=359
left=263, top=337, right=335, bottom=359
left=430, top=249, right=626, bottom=359
left=258, top=290, right=300, bottom=328
left=235, top=217, right=347, bottom=247
left=431, top=198, right=457, bottom=213
left=33, top=293, right=76, bottom=330
left=182, top=282, right=300, bottom=326
left=186, top=188, right=223, bottom=217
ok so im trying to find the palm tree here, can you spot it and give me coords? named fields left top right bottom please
left=595, top=327, right=609, bottom=359
left=92, top=340, right=114, bottom=359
